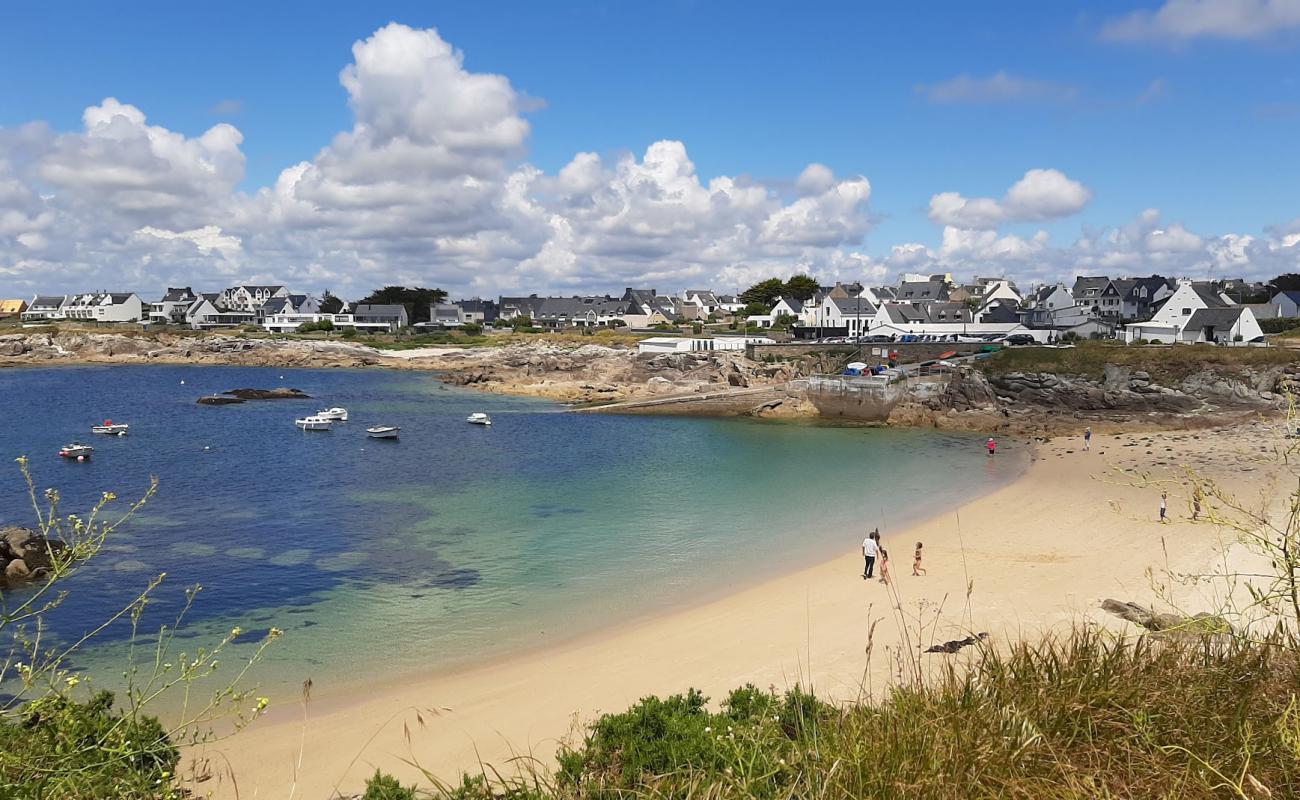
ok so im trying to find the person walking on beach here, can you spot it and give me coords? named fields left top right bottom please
left=1192, top=488, right=1203, bottom=521
left=1084, top=427, right=1092, bottom=452
left=862, top=529, right=879, bottom=579
left=913, top=541, right=926, bottom=576
left=878, top=547, right=892, bottom=585
left=986, top=437, right=997, bottom=457
left=1159, top=491, right=1168, bottom=523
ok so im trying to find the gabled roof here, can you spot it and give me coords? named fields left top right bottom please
left=1274, top=289, right=1300, bottom=304
left=1185, top=308, right=1245, bottom=330
left=1034, top=284, right=1068, bottom=303
left=30, top=295, right=66, bottom=307
left=896, top=281, right=949, bottom=301
left=828, top=296, right=877, bottom=316
left=1191, top=283, right=1230, bottom=308
left=1072, top=276, right=1111, bottom=295
left=161, top=287, right=196, bottom=302
left=352, top=304, right=407, bottom=316
left=106, top=293, right=137, bottom=304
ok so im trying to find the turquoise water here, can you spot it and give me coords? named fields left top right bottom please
left=0, top=365, right=1025, bottom=701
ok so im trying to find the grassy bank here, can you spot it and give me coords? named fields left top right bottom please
left=359, top=629, right=1300, bottom=800
left=979, top=341, right=1299, bottom=383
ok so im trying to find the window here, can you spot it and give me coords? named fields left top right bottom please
left=1182, top=308, right=1192, bottom=315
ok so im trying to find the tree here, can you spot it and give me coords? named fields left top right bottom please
left=739, top=278, right=786, bottom=307
left=783, top=274, right=820, bottom=301
left=357, top=286, right=447, bottom=325
left=772, top=312, right=798, bottom=330
left=741, top=301, right=770, bottom=319
left=319, top=290, right=344, bottom=314
left=1269, top=274, right=1300, bottom=294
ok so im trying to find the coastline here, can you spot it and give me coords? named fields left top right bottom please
left=190, top=420, right=1281, bottom=798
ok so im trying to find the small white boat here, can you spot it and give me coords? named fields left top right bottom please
left=91, top=419, right=129, bottom=435
left=366, top=426, right=400, bottom=439
left=316, top=407, right=348, bottom=421
left=295, top=415, right=334, bottom=431
left=466, top=412, right=492, bottom=426
left=59, top=443, right=94, bottom=459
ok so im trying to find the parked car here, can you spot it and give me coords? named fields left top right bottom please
left=1003, top=334, right=1037, bottom=346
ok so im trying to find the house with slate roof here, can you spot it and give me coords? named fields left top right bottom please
left=1124, top=280, right=1260, bottom=343
left=1272, top=290, right=1300, bottom=318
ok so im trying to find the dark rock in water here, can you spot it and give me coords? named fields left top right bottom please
left=0, top=526, right=66, bottom=587
left=197, top=387, right=311, bottom=404
left=925, top=632, right=989, bottom=654
left=224, top=387, right=312, bottom=400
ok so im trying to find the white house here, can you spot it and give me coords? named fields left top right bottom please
left=185, top=295, right=256, bottom=329
left=149, top=287, right=200, bottom=324
left=61, top=293, right=145, bottom=323
left=218, top=285, right=289, bottom=313
left=979, top=279, right=1022, bottom=306
left=1178, top=307, right=1263, bottom=344
left=22, top=295, right=69, bottom=323
left=1272, top=290, right=1300, bottom=318
left=1124, top=281, right=1239, bottom=343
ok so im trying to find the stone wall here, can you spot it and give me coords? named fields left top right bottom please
left=747, top=341, right=992, bottom=364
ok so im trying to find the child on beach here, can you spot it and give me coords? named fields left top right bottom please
left=986, top=438, right=997, bottom=457
left=913, top=541, right=926, bottom=576
left=878, top=548, right=892, bottom=585
left=1160, top=490, right=1168, bottom=523
left=1084, top=427, right=1092, bottom=451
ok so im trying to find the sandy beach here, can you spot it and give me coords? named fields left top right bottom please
left=190, top=420, right=1284, bottom=799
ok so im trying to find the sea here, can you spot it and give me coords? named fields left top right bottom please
left=0, top=365, right=1025, bottom=703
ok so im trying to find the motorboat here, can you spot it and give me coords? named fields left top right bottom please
left=366, top=426, right=400, bottom=439
left=295, top=415, right=333, bottom=431
left=59, top=443, right=94, bottom=459
left=91, top=420, right=129, bottom=435
left=466, top=412, right=492, bottom=426
left=316, top=407, right=348, bottom=421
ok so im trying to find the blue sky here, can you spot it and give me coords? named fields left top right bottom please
left=0, top=1, right=1297, bottom=296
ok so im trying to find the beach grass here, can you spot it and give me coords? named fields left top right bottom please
left=979, top=340, right=1299, bottom=383
left=365, top=627, right=1300, bottom=799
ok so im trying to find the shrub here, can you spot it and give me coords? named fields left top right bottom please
left=0, top=690, right=178, bottom=797
left=1260, top=316, right=1300, bottom=334
left=461, top=322, right=483, bottom=335
left=362, top=769, right=418, bottom=799
left=341, top=327, right=359, bottom=339
left=297, top=319, right=335, bottom=333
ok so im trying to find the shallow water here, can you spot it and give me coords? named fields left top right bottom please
left=0, top=365, right=1025, bottom=701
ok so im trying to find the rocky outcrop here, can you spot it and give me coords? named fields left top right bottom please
left=197, top=388, right=312, bottom=405
left=435, top=343, right=809, bottom=404
left=0, top=526, right=67, bottom=587
left=0, top=331, right=383, bottom=369
left=987, top=371, right=1202, bottom=413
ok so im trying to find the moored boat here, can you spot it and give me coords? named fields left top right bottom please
left=366, top=426, right=400, bottom=439
left=59, top=443, right=94, bottom=459
left=466, top=412, right=492, bottom=426
left=316, top=407, right=348, bottom=421
left=91, top=420, right=129, bottom=435
left=295, top=415, right=333, bottom=431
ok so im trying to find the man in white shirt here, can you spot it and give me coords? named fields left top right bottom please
left=862, top=529, right=880, bottom=579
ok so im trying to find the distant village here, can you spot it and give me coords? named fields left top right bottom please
left=2, top=272, right=1295, bottom=347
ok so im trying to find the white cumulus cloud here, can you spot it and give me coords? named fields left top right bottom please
left=1102, top=0, right=1300, bottom=43
left=929, top=169, right=1092, bottom=229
